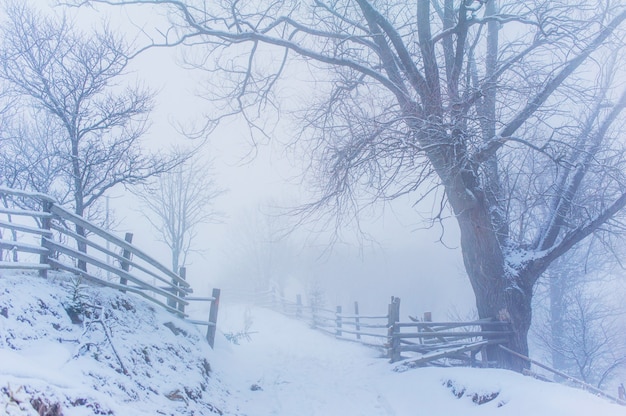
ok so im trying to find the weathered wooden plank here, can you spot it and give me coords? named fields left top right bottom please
left=206, top=288, right=221, bottom=347
left=396, top=331, right=512, bottom=339
left=51, top=224, right=191, bottom=294
left=0, top=207, right=52, bottom=218
left=399, top=339, right=509, bottom=353
left=339, top=321, right=388, bottom=329
left=48, top=259, right=185, bottom=317
left=45, top=239, right=188, bottom=307
left=337, top=314, right=388, bottom=320
left=0, top=239, right=48, bottom=255
left=0, top=261, right=50, bottom=270
left=397, top=320, right=510, bottom=329
left=0, top=220, right=52, bottom=236
left=185, top=296, right=216, bottom=302
left=335, top=327, right=388, bottom=338
left=0, top=187, right=56, bottom=202
left=419, top=325, right=448, bottom=344
left=392, top=340, right=491, bottom=366
left=50, top=205, right=189, bottom=288
left=186, top=319, right=215, bottom=326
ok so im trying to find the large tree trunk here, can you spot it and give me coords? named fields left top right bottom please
left=74, top=196, right=88, bottom=272
left=451, top=190, right=532, bottom=371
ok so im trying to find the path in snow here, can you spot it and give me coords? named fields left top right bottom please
left=209, top=302, right=626, bottom=416
left=213, top=304, right=395, bottom=416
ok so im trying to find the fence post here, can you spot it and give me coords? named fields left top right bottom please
left=354, top=301, right=361, bottom=340
left=390, top=322, right=401, bottom=363
left=296, top=294, right=302, bottom=318
left=119, top=232, right=133, bottom=292
left=280, top=290, right=286, bottom=314
left=336, top=305, right=343, bottom=337
left=206, top=288, right=221, bottom=348
left=39, top=200, right=53, bottom=278
left=176, top=267, right=187, bottom=317
left=311, top=297, right=318, bottom=328
left=387, top=296, right=401, bottom=361
left=387, top=296, right=400, bottom=326
left=271, top=287, right=277, bottom=309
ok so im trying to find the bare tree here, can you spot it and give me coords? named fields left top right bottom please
left=219, top=202, right=298, bottom=295
left=137, top=154, right=223, bottom=273
left=85, top=0, right=626, bottom=369
left=533, top=244, right=626, bottom=388
left=0, top=2, right=180, bottom=268
left=0, top=110, right=66, bottom=200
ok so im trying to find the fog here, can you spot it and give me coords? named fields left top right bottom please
left=98, top=43, right=474, bottom=320
left=21, top=2, right=474, bottom=320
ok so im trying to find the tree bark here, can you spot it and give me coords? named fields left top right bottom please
left=448, top=184, right=532, bottom=371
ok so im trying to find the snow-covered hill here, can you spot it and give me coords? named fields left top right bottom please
left=1, top=271, right=624, bottom=415
left=0, top=271, right=227, bottom=415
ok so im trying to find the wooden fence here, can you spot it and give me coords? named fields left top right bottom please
left=227, top=288, right=512, bottom=366
left=388, top=314, right=512, bottom=367
left=0, top=186, right=220, bottom=347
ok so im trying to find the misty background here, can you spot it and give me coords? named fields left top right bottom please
left=64, top=4, right=474, bottom=319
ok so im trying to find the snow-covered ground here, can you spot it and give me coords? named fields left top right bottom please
left=1, top=271, right=624, bottom=415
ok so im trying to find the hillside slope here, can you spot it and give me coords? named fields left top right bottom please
left=0, top=272, right=227, bottom=415
left=1, top=271, right=625, bottom=415
left=215, top=303, right=626, bottom=416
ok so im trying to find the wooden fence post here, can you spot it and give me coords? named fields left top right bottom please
left=39, top=200, right=53, bottom=278
left=280, top=289, right=286, bottom=314
left=354, top=301, right=361, bottom=340
left=336, top=305, right=343, bottom=336
left=271, top=287, right=277, bottom=309
left=390, top=321, right=401, bottom=363
left=206, top=288, right=221, bottom=348
left=176, top=266, right=187, bottom=317
left=296, top=294, right=302, bottom=318
left=119, top=232, right=133, bottom=292
left=311, top=298, right=318, bottom=328
left=387, top=296, right=401, bottom=362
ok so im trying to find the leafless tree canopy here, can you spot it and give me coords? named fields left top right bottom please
left=0, top=2, right=178, bottom=223
left=137, top=154, right=224, bottom=272
left=533, top=242, right=626, bottom=388
left=80, top=0, right=626, bottom=369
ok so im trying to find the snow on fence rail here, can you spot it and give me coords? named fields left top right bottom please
left=225, top=288, right=513, bottom=365
left=0, top=186, right=221, bottom=348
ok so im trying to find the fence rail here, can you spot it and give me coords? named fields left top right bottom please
left=229, top=288, right=513, bottom=366
left=0, top=186, right=220, bottom=348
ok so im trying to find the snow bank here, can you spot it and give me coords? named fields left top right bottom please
left=0, top=271, right=226, bottom=415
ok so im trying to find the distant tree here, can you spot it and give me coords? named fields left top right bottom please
left=221, top=204, right=296, bottom=295
left=137, top=154, right=223, bottom=273
left=0, top=111, right=65, bottom=199
left=0, top=2, right=179, bottom=267
left=86, top=0, right=626, bottom=370
left=533, top=245, right=626, bottom=388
